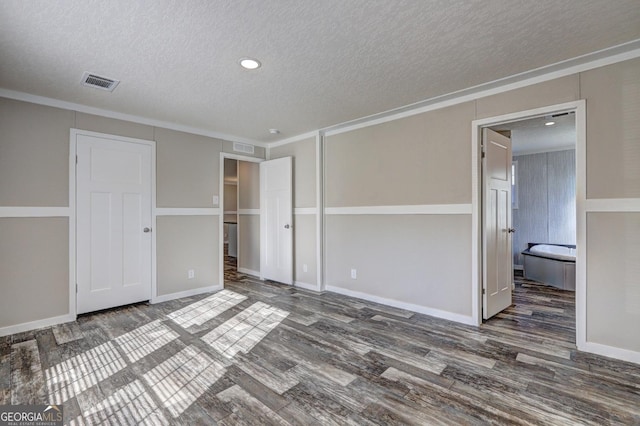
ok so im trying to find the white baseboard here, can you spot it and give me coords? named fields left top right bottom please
left=0, top=313, right=76, bottom=338
left=237, top=267, right=260, bottom=277
left=151, top=285, right=223, bottom=304
left=579, top=341, right=640, bottom=365
left=325, top=285, right=476, bottom=326
left=294, top=281, right=322, bottom=292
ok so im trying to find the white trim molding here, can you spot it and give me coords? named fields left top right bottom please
left=269, top=131, right=318, bottom=148
left=321, top=40, right=640, bottom=138
left=151, top=285, right=223, bottom=304
left=326, top=285, right=476, bottom=326
left=0, top=313, right=76, bottom=338
left=316, top=131, right=325, bottom=292
left=0, top=207, right=70, bottom=218
left=220, top=152, right=265, bottom=163
left=155, top=208, right=220, bottom=216
left=471, top=100, right=588, bottom=342
left=580, top=342, right=640, bottom=365
left=585, top=198, right=640, bottom=212
left=294, top=281, right=321, bottom=292
left=237, top=267, right=260, bottom=277
left=325, top=204, right=472, bottom=215
left=294, top=207, right=317, bottom=215
left=238, top=209, right=260, bottom=215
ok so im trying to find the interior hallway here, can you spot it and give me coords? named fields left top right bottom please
left=1, top=262, right=639, bottom=425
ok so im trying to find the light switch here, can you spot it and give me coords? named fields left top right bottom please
left=212, top=195, right=219, bottom=206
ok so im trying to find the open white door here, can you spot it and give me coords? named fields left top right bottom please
left=260, top=157, right=293, bottom=285
left=76, top=134, right=153, bottom=314
left=482, top=128, right=513, bottom=319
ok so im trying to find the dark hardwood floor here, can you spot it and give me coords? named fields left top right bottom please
left=1, top=259, right=639, bottom=425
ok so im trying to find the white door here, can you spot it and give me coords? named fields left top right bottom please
left=260, top=157, right=293, bottom=284
left=483, top=128, right=513, bottom=319
left=76, top=134, right=153, bottom=314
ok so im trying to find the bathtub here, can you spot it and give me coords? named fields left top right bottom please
left=521, top=243, right=576, bottom=291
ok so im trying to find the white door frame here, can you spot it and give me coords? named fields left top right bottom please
left=219, top=152, right=264, bottom=287
left=69, top=129, right=157, bottom=318
left=471, top=100, right=586, bottom=350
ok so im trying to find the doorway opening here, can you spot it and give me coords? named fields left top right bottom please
left=472, top=100, right=586, bottom=350
left=220, top=155, right=262, bottom=288
left=486, top=112, right=577, bottom=344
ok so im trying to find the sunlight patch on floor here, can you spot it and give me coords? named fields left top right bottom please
left=45, top=341, right=126, bottom=405
left=202, top=302, right=289, bottom=359
left=81, top=379, right=169, bottom=425
left=167, top=290, right=247, bottom=328
left=114, top=320, right=179, bottom=363
left=143, top=345, right=226, bottom=418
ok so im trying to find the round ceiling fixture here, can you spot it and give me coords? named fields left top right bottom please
left=239, top=57, right=261, bottom=70
left=545, top=121, right=555, bottom=126
left=269, top=128, right=280, bottom=135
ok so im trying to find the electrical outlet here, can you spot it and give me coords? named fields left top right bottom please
left=351, top=268, right=357, bottom=279
left=303, top=264, right=308, bottom=273
left=188, top=269, right=195, bottom=279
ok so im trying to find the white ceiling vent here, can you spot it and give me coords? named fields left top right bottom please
left=233, top=142, right=255, bottom=155
left=81, top=72, right=120, bottom=92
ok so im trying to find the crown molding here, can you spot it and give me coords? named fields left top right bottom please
left=0, top=88, right=267, bottom=148
left=276, top=39, right=640, bottom=143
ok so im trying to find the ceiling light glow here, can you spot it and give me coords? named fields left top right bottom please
left=545, top=121, right=555, bottom=126
left=239, top=58, right=261, bottom=70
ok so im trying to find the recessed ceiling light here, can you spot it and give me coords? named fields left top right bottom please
left=239, top=58, right=261, bottom=70
left=269, top=128, right=280, bottom=135
left=545, top=121, right=555, bottom=126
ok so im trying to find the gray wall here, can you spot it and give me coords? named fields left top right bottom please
left=0, top=97, right=264, bottom=330
left=237, top=161, right=260, bottom=273
left=0, top=218, right=69, bottom=327
left=325, top=102, right=475, bottom=315
left=223, top=159, right=238, bottom=224
left=323, top=57, right=640, bottom=357
left=513, top=149, right=576, bottom=266
left=2, top=57, right=640, bottom=357
left=581, top=58, right=640, bottom=352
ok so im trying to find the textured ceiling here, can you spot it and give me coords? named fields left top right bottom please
left=1, top=1, right=639, bottom=143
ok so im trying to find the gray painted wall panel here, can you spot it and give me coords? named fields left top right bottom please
left=513, top=153, right=548, bottom=265
left=512, top=150, right=575, bottom=265
left=0, top=218, right=69, bottom=327
left=326, top=215, right=472, bottom=316
left=548, top=149, right=576, bottom=245
left=156, top=215, right=219, bottom=296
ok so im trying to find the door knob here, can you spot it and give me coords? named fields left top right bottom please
left=507, top=228, right=516, bottom=233
left=284, top=224, right=290, bottom=229
left=143, top=227, right=152, bottom=233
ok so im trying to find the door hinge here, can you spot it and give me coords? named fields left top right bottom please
left=482, top=288, right=486, bottom=294
left=481, top=150, right=485, bottom=159
left=76, top=283, right=78, bottom=293
left=76, top=155, right=78, bottom=164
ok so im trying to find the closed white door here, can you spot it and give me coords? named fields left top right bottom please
left=483, top=128, right=513, bottom=319
left=76, top=134, right=153, bottom=314
left=260, top=157, right=293, bottom=285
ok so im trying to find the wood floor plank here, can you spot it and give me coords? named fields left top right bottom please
left=4, top=259, right=640, bottom=425
left=10, top=339, right=46, bottom=404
